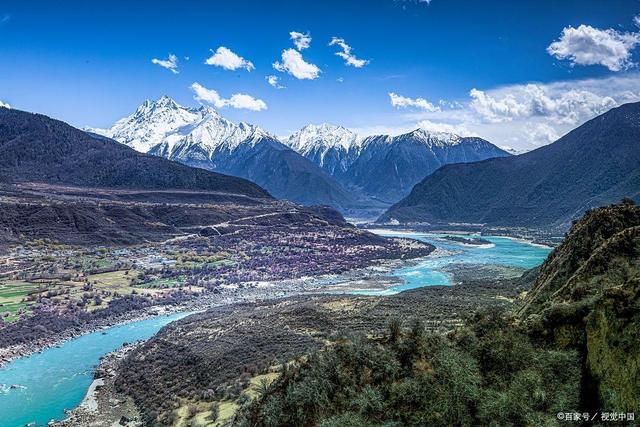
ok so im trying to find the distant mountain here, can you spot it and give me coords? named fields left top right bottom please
left=91, top=97, right=358, bottom=209
left=0, top=107, right=269, bottom=199
left=379, top=102, right=640, bottom=230
left=285, top=126, right=510, bottom=203
left=284, top=123, right=360, bottom=179
left=345, top=129, right=510, bottom=203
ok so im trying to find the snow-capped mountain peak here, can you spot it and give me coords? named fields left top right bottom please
left=195, top=104, right=220, bottom=117
left=282, top=123, right=362, bottom=175
left=88, top=96, right=274, bottom=156
left=285, top=123, right=360, bottom=154
left=88, top=96, right=204, bottom=153
left=400, top=128, right=462, bottom=146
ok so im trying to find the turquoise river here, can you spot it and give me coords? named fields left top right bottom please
left=0, top=312, right=191, bottom=427
left=363, top=230, right=552, bottom=295
left=0, top=231, right=551, bottom=426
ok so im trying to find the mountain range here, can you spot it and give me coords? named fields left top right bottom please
left=90, top=97, right=510, bottom=210
left=0, top=107, right=268, bottom=198
left=0, top=107, right=355, bottom=245
left=284, top=125, right=511, bottom=203
left=379, top=101, right=640, bottom=230
left=6, top=97, right=637, bottom=232
left=88, top=96, right=358, bottom=210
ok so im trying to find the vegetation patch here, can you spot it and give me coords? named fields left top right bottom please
left=0, top=281, right=40, bottom=322
left=235, top=312, right=581, bottom=426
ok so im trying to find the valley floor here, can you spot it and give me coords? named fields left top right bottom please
left=0, top=183, right=558, bottom=426
left=0, top=203, right=434, bottom=367
left=52, top=272, right=531, bottom=427
left=0, top=255, right=427, bottom=368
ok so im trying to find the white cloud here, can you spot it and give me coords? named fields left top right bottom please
left=469, top=88, right=529, bottom=122
left=151, top=54, right=179, bottom=74
left=273, top=48, right=320, bottom=80
left=635, top=15, right=640, bottom=29
left=191, top=83, right=224, bottom=107
left=547, top=24, right=640, bottom=71
left=524, top=123, right=560, bottom=146
left=266, top=75, right=284, bottom=89
left=205, top=46, right=254, bottom=71
left=469, top=83, right=620, bottom=124
left=290, top=31, right=311, bottom=51
left=389, top=92, right=439, bottom=112
left=0, top=100, right=10, bottom=109
left=377, top=74, right=640, bottom=151
left=329, top=37, right=370, bottom=68
left=226, top=93, right=268, bottom=111
left=438, top=99, right=463, bottom=109
left=416, top=120, right=474, bottom=136
left=190, top=82, right=267, bottom=111
left=467, top=75, right=640, bottom=146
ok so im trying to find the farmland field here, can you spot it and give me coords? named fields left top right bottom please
left=0, top=281, right=41, bottom=322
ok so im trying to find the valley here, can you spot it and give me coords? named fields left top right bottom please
left=89, top=97, right=511, bottom=212
left=0, top=68, right=638, bottom=427
left=3, top=3, right=640, bottom=426
left=29, top=201, right=637, bottom=427
left=0, top=225, right=549, bottom=426
left=0, top=185, right=434, bottom=363
left=0, top=102, right=637, bottom=426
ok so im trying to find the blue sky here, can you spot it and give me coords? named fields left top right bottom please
left=1, top=0, right=639, bottom=150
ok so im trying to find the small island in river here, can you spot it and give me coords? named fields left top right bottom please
left=442, top=235, right=493, bottom=246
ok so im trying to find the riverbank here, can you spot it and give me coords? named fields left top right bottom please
left=112, top=271, right=540, bottom=425
left=364, top=225, right=559, bottom=248
left=1, top=228, right=551, bottom=369
left=497, top=234, right=555, bottom=249
left=0, top=303, right=191, bottom=369
left=314, top=248, right=455, bottom=294
left=0, top=254, right=438, bottom=426
left=0, top=251, right=434, bottom=369
left=53, top=267, right=535, bottom=427
left=52, top=342, right=144, bottom=427
left=1, top=230, right=552, bottom=425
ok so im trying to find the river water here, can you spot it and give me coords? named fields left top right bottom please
left=362, top=230, right=551, bottom=295
left=0, top=231, right=551, bottom=426
left=0, top=312, right=191, bottom=427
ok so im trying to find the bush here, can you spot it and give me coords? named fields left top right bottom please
left=235, top=309, right=581, bottom=426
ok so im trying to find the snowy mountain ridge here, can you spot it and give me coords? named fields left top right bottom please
left=89, top=96, right=469, bottom=159
left=87, top=95, right=273, bottom=157
left=87, top=96, right=360, bottom=210
left=284, top=124, right=467, bottom=153
left=284, top=123, right=360, bottom=153
left=86, top=96, right=508, bottom=209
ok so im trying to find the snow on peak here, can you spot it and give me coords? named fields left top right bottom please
left=403, top=128, right=462, bottom=146
left=357, top=128, right=462, bottom=149
left=285, top=123, right=360, bottom=154
left=283, top=124, right=463, bottom=155
left=88, top=96, right=273, bottom=156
